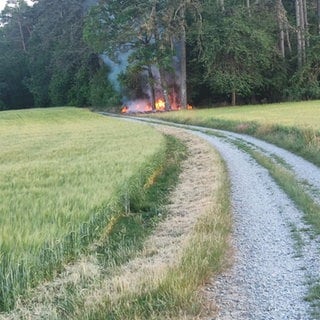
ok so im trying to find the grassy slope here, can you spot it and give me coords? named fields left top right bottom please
left=0, top=107, right=166, bottom=311
left=150, top=101, right=320, bottom=166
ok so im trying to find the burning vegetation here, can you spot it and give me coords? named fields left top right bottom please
left=121, top=97, right=192, bottom=114
left=121, top=91, right=192, bottom=114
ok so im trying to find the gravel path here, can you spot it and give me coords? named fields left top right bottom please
left=194, top=131, right=320, bottom=320
left=214, top=129, right=320, bottom=204
left=106, top=115, right=320, bottom=319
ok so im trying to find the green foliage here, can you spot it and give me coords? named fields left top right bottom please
left=2, top=0, right=320, bottom=108
left=287, top=36, right=320, bottom=100
left=0, top=0, right=115, bottom=109
left=201, top=3, right=282, bottom=104
left=0, top=14, right=33, bottom=109
left=89, top=65, right=121, bottom=109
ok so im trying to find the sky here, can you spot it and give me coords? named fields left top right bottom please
left=0, top=0, right=7, bottom=11
left=0, top=0, right=34, bottom=12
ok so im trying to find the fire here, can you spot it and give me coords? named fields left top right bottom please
left=155, top=98, right=165, bottom=111
left=120, top=97, right=193, bottom=114
left=121, top=106, right=129, bottom=113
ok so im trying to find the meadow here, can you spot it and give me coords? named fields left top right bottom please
left=151, top=101, right=320, bottom=166
left=0, top=107, right=167, bottom=311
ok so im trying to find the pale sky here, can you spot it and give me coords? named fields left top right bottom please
left=0, top=0, right=34, bottom=12
left=0, top=0, right=8, bottom=11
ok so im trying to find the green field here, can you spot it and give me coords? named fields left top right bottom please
left=0, top=107, right=166, bottom=311
left=150, top=101, right=320, bottom=166
left=153, top=101, right=320, bottom=129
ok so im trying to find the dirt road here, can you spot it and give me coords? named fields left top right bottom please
left=134, top=117, right=320, bottom=319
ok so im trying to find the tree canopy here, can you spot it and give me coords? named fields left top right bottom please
left=1, top=0, right=320, bottom=110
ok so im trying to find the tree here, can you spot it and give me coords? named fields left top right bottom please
left=25, top=0, right=99, bottom=107
left=295, top=0, right=308, bottom=68
left=85, top=0, right=169, bottom=109
left=0, top=1, right=33, bottom=109
left=84, top=0, right=202, bottom=110
left=276, top=0, right=292, bottom=58
left=202, top=2, right=279, bottom=105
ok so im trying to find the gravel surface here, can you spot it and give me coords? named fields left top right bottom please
left=194, top=131, right=320, bottom=320
left=215, top=129, right=320, bottom=204
left=106, top=116, right=320, bottom=319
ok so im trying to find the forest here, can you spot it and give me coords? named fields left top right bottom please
left=0, top=0, right=319, bottom=111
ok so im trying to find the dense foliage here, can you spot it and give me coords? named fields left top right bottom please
left=1, top=0, right=319, bottom=109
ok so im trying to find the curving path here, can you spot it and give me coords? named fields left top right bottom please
left=128, top=116, right=320, bottom=320
left=195, top=131, right=320, bottom=320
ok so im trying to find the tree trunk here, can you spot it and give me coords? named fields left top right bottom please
left=246, top=0, right=251, bottom=16
left=180, top=7, right=187, bottom=110
left=152, top=2, right=171, bottom=110
left=317, top=0, right=320, bottom=34
left=231, top=90, right=236, bottom=106
left=296, top=0, right=304, bottom=68
left=276, top=0, right=285, bottom=58
left=18, top=19, right=27, bottom=53
left=147, top=66, right=156, bottom=110
left=303, top=0, right=309, bottom=47
left=276, top=0, right=292, bottom=58
left=159, top=67, right=171, bottom=110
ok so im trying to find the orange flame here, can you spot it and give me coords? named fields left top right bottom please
left=120, top=97, right=193, bottom=114
left=121, top=106, right=129, bottom=113
left=155, top=98, right=165, bottom=111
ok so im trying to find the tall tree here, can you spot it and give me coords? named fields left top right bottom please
left=85, top=0, right=164, bottom=109
left=201, top=1, right=280, bottom=105
left=0, top=0, right=33, bottom=109
left=276, top=0, right=292, bottom=58
left=84, top=0, right=202, bottom=110
left=295, top=0, right=308, bottom=68
left=317, top=0, right=320, bottom=34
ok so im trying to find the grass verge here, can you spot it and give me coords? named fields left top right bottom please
left=306, top=280, right=320, bottom=318
left=95, top=135, right=187, bottom=269
left=79, top=147, right=231, bottom=319
left=148, top=104, right=320, bottom=167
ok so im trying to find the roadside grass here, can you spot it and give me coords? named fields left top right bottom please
left=95, top=135, right=187, bottom=270
left=149, top=101, right=320, bottom=167
left=0, top=107, right=167, bottom=311
left=79, top=148, right=231, bottom=320
left=306, top=280, right=320, bottom=318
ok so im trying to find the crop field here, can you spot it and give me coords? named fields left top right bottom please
left=153, top=101, right=320, bottom=130
left=150, top=101, right=320, bottom=166
left=0, top=107, right=166, bottom=311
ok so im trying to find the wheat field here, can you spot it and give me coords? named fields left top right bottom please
left=0, top=107, right=165, bottom=310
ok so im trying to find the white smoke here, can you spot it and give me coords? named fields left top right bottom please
left=100, top=50, right=131, bottom=92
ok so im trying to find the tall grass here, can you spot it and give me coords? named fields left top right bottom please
left=149, top=101, right=320, bottom=166
left=0, top=107, right=166, bottom=311
left=79, top=147, right=231, bottom=320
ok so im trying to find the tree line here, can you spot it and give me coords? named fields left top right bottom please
left=1, top=0, right=319, bottom=110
